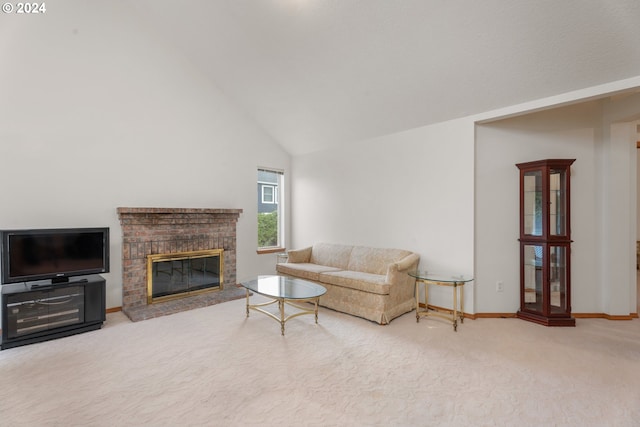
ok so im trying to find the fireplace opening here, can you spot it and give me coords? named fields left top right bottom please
left=147, top=249, right=224, bottom=304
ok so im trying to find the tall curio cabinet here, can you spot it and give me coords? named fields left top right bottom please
left=516, top=159, right=576, bottom=327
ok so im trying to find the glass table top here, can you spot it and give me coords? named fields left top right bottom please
left=240, top=275, right=327, bottom=299
left=408, top=271, right=474, bottom=283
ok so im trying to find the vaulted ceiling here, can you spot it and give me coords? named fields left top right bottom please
left=132, top=0, right=640, bottom=156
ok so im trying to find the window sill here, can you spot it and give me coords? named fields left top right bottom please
left=257, top=247, right=286, bottom=255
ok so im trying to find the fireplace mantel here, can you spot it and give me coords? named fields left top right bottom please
left=117, top=207, right=244, bottom=321
left=117, top=207, right=243, bottom=216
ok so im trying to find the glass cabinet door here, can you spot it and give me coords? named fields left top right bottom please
left=549, top=245, right=568, bottom=314
left=523, top=244, right=543, bottom=313
left=549, top=169, right=568, bottom=236
left=523, top=171, right=543, bottom=236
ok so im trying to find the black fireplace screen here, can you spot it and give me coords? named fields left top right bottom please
left=147, top=249, right=223, bottom=303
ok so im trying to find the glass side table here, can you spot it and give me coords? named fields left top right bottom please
left=408, top=271, right=473, bottom=331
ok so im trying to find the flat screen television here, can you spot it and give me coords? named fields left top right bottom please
left=0, top=228, right=110, bottom=284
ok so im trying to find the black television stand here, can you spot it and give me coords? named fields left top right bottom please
left=1, top=275, right=106, bottom=350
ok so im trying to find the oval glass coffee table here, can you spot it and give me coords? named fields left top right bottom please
left=240, top=275, right=327, bottom=335
left=408, top=271, right=473, bottom=331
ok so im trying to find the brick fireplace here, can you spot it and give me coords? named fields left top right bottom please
left=117, top=207, right=245, bottom=321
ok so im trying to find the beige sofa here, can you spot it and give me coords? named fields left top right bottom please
left=276, top=243, right=420, bottom=324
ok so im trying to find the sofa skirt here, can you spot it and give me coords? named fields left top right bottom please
left=319, top=282, right=415, bottom=325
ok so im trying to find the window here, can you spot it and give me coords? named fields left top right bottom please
left=257, top=168, right=284, bottom=250
left=261, top=185, right=277, bottom=204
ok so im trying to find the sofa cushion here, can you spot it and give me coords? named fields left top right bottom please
left=309, top=243, right=353, bottom=269
left=319, top=270, right=390, bottom=295
left=347, top=246, right=413, bottom=275
left=276, top=263, right=343, bottom=282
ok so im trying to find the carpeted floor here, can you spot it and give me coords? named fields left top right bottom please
left=1, top=296, right=639, bottom=426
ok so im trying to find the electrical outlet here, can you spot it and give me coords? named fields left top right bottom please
left=496, top=281, right=504, bottom=292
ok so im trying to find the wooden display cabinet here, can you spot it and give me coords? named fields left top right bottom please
left=516, top=159, right=576, bottom=326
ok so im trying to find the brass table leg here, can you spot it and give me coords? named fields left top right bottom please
left=452, top=282, right=458, bottom=332
left=314, top=298, right=319, bottom=323
left=244, top=290, right=322, bottom=335
left=279, top=299, right=285, bottom=336
left=415, top=281, right=420, bottom=322
left=415, top=280, right=429, bottom=323
left=412, top=277, right=469, bottom=332
left=425, top=281, right=429, bottom=318
left=245, top=289, right=250, bottom=317
left=460, top=282, right=465, bottom=324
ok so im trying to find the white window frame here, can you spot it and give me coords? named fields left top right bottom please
left=261, top=185, right=278, bottom=204
left=258, top=167, right=285, bottom=251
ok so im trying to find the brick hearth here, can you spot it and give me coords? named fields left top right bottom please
left=117, top=207, right=245, bottom=321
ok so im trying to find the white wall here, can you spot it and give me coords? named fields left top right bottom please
left=637, top=148, right=640, bottom=241
left=0, top=2, right=290, bottom=309
left=291, top=85, right=640, bottom=317
left=292, top=118, right=476, bottom=311
left=476, top=96, right=640, bottom=315
left=476, top=102, right=601, bottom=313
left=604, top=119, right=639, bottom=315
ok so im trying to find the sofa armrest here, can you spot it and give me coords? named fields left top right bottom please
left=395, top=253, right=420, bottom=272
left=385, top=253, right=420, bottom=283
left=287, top=246, right=312, bottom=263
